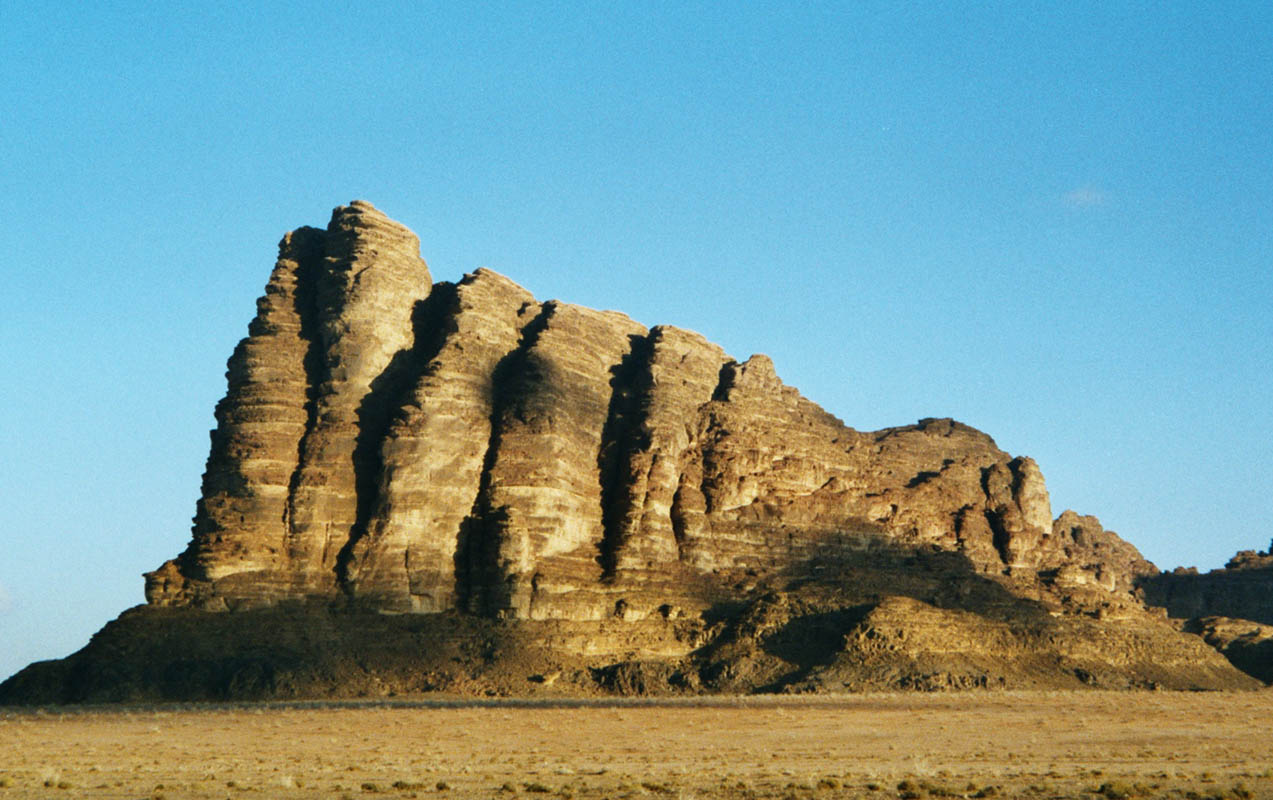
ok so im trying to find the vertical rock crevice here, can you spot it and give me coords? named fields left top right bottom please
left=462, top=302, right=649, bottom=620
left=282, top=231, right=328, bottom=550
left=147, top=226, right=330, bottom=609
left=280, top=203, right=431, bottom=596
left=600, top=326, right=730, bottom=586
left=346, top=270, right=539, bottom=612
left=334, top=282, right=459, bottom=594
left=596, top=331, right=658, bottom=579
left=456, top=301, right=555, bottom=616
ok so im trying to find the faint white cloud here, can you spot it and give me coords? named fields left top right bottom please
left=1062, top=186, right=1107, bottom=208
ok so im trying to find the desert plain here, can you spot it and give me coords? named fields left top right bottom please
left=3, top=692, right=1273, bottom=800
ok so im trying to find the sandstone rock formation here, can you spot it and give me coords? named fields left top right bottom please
left=146, top=201, right=433, bottom=608
left=1140, top=543, right=1273, bottom=625
left=142, top=203, right=1158, bottom=622
left=1135, top=544, right=1273, bottom=684
left=1, top=201, right=1262, bottom=703
left=1180, top=615, right=1273, bottom=683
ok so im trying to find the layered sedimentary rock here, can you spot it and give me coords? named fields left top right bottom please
left=8, top=199, right=1257, bottom=704
left=1140, top=544, right=1273, bottom=625
left=345, top=270, right=540, bottom=614
left=147, top=201, right=432, bottom=609
left=144, top=204, right=1154, bottom=623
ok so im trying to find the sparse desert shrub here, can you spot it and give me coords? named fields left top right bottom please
left=392, top=780, right=425, bottom=790
left=1232, top=784, right=1254, bottom=800
left=435, top=780, right=450, bottom=791
left=1097, top=782, right=1150, bottom=799
left=524, top=782, right=552, bottom=793
left=897, top=778, right=924, bottom=799
left=971, top=787, right=997, bottom=798
left=639, top=781, right=674, bottom=795
left=362, top=781, right=384, bottom=793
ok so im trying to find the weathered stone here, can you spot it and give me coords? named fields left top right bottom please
left=344, top=269, right=540, bottom=612
left=4, top=198, right=1228, bottom=702
left=1181, top=616, right=1273, bottom=683
left=603, top=326, right=729, bottom=582
left=469, top=301, right=649, bottom=620
left=146, top=201, right=431, bottom=609
left=144, top=203, right=1176, bottom=622
left=1141, top=543, right=1273, bottom=626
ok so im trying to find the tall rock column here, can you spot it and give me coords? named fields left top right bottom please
left=984, top=456, right=1053, bottom=571
left=284, top=201, right=433, bottom=595
left=147, top=227, right=327, bottom=608
left=345, top=270, right=540, bottom=612
left=602, top=326, right=728, bottom=582
left=146, top=201, right=432, bottom=609
left=474, top=302, right=649, bottom=620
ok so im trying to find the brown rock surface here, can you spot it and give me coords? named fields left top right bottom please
left=3, top=201, right=1261, bottom=702
left=144, top=204, right=1164, bottom=622
left=1140, top=542, right=1273, bottom=626
left=146, top=201, right=432, bottom=610
left=1180, top=615, right=1273, bottom=683
left=345, top=269, right=540, bottom=613
left=1135, top=543, right=1273, bottom=682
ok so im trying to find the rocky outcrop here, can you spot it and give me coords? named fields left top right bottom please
left=146, top=201, right=432, bottom=609
left=344, top=269, right=540, bottom=614
left=1180, top=616, right=1273, bottom=683
left=3, top=201, right=1261, bottom=703
left=143, top=199, right=1152, bottom=623
left=1140, top=543, right=1273, bottom=625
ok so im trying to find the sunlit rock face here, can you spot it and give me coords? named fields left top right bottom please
left=145, top=202, right=1154, bottom=621
left=5, top=199, right=1261, bottom=704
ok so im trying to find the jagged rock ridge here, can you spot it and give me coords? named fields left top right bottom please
left=145, top=202, right=1155, bottom=624
left=2, top=201, right=1261, bottom=703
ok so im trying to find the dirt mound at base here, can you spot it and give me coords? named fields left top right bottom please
left=2, top=579, right=1257, bottom=705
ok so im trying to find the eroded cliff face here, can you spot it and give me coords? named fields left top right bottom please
left=145, top=202, right=1157, bottom=624
left=4, top=200, right=1259, bottom=704
left=146, top=201, right=433, bottom=609
left=1140, top=545, right=1273, bottom=626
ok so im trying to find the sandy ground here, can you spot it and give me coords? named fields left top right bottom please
left=3, top=692, right=1273, bottom=799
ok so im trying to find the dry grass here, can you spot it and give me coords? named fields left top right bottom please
left=2, top=691, right=1273, bottom=798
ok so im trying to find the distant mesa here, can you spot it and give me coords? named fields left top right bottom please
left=2, top=202, right=1268, bottom=703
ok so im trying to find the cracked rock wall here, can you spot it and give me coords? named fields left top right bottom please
left=146, top=202, right=1154, bottom=620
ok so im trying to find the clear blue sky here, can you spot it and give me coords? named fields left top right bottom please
left=2, top=2, right=1270, bottom=681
